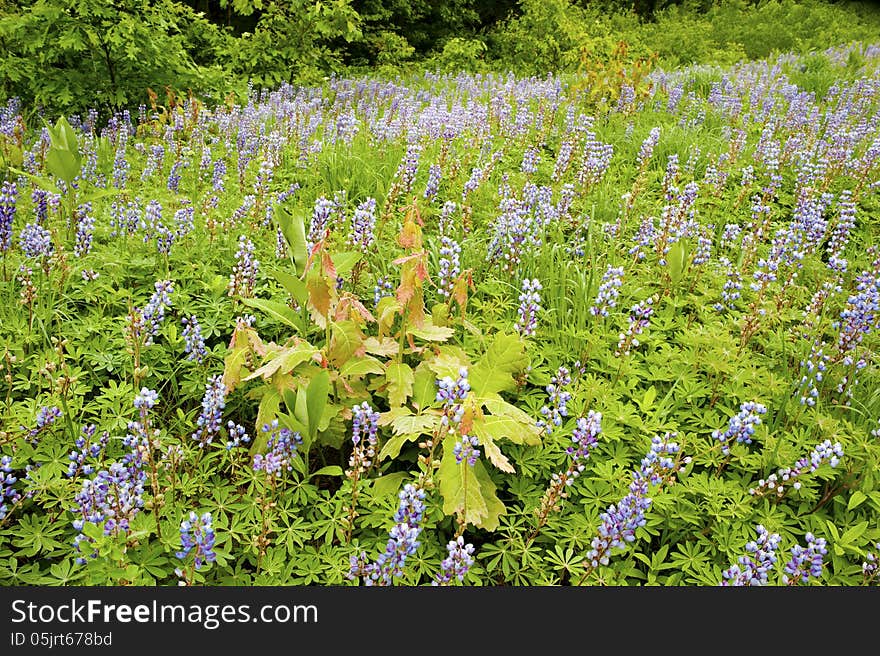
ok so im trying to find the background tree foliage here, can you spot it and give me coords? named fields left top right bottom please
left=1, top=0, right=880, bottom=116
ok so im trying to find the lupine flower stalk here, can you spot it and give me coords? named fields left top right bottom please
left=192, top=375, right=226, bottom=449
left=581, top=432, right=685, bottom=580
left=227, top=235, right=259, bottom=298
left=182, top=315, right=208, bottom=364
left=515, top=278, right=542, bottom=337
left=532, top=411, right=602, bottom=542
left=783, top=533, right=827, bottom=585
left=348, top=483, right=426, bottom=586
left=175, top=511, right=217, bottom=583
left=344, top=402, right=380, bottom=541
left=537, top=366, right=572, bottom=434
left=615, top=297, right=654, bottom=357
left=720, top=525, right=782, bottom=586
left=750, top=439, right=843, bottom=498
left=590, top=266, right=624, bottom=317
left=433, top=536, right=476, bottom=586
left=712, top=401, right=767, bottom=456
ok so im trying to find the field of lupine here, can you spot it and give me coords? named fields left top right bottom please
left=1, top=42, right=879, bottom=587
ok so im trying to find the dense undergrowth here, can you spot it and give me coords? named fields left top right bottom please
left=0, top=39, right=879, bottom=586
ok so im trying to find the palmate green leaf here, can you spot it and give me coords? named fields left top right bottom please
left=328, top=320, right=364, bottom=368
left=390, top=413, right=438, bottom=437
left=370, top=472, right=411, bottom=498
left=478, top=398, right=542, bottom=445
left=330, top=251, right=361, bottom=278
left=469, top=332, right=528, bottom=398
left=411, top=362, right=437, bottom=410
left=469, top=427, right=515, bottom=473
left=472, top=408, right=541, bottom=446
left=438, top=435, right=506, bottom=531
left=339, top=355, right=385, bottom=378
left=272, top=267, right=308, bottom=307
left=424, top=346, right=470, bottom=380
left=241, top=297, right=300, bottom=330
left=242, top=341, right=317, bottom=381
left=407, top=322, right=455, bottom=342
left=385, top=361, right=414, bottom=408
left=378, top=432, right=420, bottom=461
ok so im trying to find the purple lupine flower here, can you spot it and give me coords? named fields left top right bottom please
left=714, top=257, right=743, bottom=313
left=141, top=199, right=163, bottom=242
left=174, top=205, right=195, bottom=239
left=636, top=127, right=661, bottom=170
left=564, top=411, right=602, bottom=478
left=585, top=433, right=682, bottom=571
left=0, top=455, right=20, bottom=521
left=71, top=461, right=146, bottom=563
left=348, top=402, right=380, bottom=478
left=721, top=525, right=783, bottom=586
left=616, top=85, right=636, bottom=113
left=31, top=188, right=48, bottom=225
left=192, top=375, right=226, bottom=448
left=211, top=158, right=226, bottom=193
left=227, top=235, right=259, bottom=298
left=141, top=280, right=174, bottom=344
left=348, top=483, right=427, bottom=586
left=826, top=190, right=855, bottom=268
left=796, top=341, right=830, bottom=406
left=437, top=235, right=461, bottom=300
left=552, top=139, right=575, bottom=181
left=750, top=439, right=843, bottom=498
left=373, top=276, right=394, bottom=308
left=0, top=180, right=17, bottom=253
left=833, top=266, right=879, bottom=364
left=252, top=420, right=303, bottom=476
left=23, top=406, right=62, bottom=444
left=720, top=223, right=742, bottom=250
left=540, top=410, right=602, bottom=521
left=19, top=223, right=53, bottom=259
left=112, top=131, right=130, bottom=189
left=436, top=368, right=470, bottom=427
left=461, top=165, right=485, bottom=204
left=521, top=146, right=541, bottom=174
left=66, top=425, right=109, bottom=478
left=348, top=197, right=377, bottom=253
left=141, top=145, right=164, bottom=181
left=397, top=143, right=421, bottom=194
left=182, top=315, right=208, bottom=364
left=712, top=401, right=767, bottom=455
left=453, top=434, right=480, bottom=466
left=577, top=134, right=614, bottom=188
left=439, top=200, right=457, bottom=236
left=537, top=366, right=572, bottom=433
left=783, top=533, right=827, bottom=585
left=616, top=297, right=654, bottom=357
left=423, top=164, right=442, bottom=201
left=590, top=266, right=624, bottom=317
left=863, top=543, right=880, bottom=584
left=176, top=511, right=217, bottom=570
left=515, top=278, right=542, bottom=337
left=308, top=196, right=334, bottom=247
left=692, top=229, right=713, bottom=266
left=225, top=422, right=250, bottom=450
left=433, top=535, right=476, bottom=585
left=167, top=159, right=184, bottom=193
left=74, top=207, right=95, bottom=257
left=110, top=199, right=141, bottom=237
left=254, top=158, right=274, bottom=198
